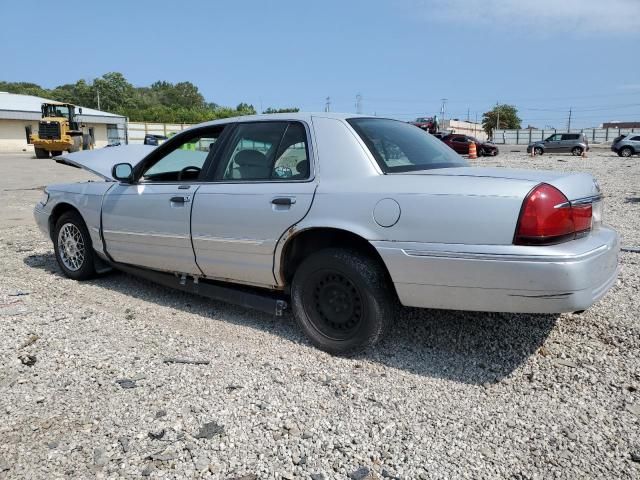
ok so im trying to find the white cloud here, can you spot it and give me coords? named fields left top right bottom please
left=419, top=0, right=640, bottom=34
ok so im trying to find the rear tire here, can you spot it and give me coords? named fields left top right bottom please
left=53, top=211, right=96, bottom=280
left=620, top=147, right=634, bottom=158
left=291, top=248, right=395, bottom=354
left=34, top=147, right=49, bottom=159
left=572, top=146, right=583, bottom=156
left=69, top=136, right=82, bottom=153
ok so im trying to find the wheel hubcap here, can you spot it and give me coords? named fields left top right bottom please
left=57, top=223, right=85, bottom=271
left=307, top=271, right=363, bottom=340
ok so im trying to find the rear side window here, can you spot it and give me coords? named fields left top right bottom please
left=561, top=134, right=580, bottom=141
left=348, top=118, right=467, bottom=172
left=630, top=136, right=640, bottom=142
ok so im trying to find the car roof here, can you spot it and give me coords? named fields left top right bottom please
left=189, top=112, right=381, bottom=130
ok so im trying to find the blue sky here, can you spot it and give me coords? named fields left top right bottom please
left=2, top=0, right=639, bottom=128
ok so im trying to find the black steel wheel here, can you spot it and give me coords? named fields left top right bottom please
left=572, top=146, right=583, bottom=156
left=291, top=248, right=396, bottom=354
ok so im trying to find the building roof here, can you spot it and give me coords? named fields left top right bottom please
left=0, top=92, right=127, bottom=124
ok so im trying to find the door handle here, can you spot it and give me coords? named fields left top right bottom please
left=170, top=196, right=191, bottom=203
left=271, top=197, right=296, bottom=206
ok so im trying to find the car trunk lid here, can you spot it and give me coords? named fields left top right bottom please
left=53, top=145, right=156, bottom=181
left=398, top=166, right=601, bottom=201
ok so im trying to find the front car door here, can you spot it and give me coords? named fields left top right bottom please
left=101, top=126, right=226, bottom=274
left=544, top=133, right=562, bottom=152
left=449, top=135, right=469, bottom=154
left=191, top=120, right=317, bottom=287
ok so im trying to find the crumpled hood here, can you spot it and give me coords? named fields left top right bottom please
left=53, top=145, right=156, bottom=180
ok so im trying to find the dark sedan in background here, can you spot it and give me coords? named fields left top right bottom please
left=442, top=134, right=499, bottom=156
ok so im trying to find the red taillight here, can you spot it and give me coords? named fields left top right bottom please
left=514, top=183, right=592, bottom=245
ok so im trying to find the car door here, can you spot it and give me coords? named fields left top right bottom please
left=560, top=133, right=578, bottom=152
left=101, top=126, right=226, bottom=274
left=449, top=135, right=469, bottom=154
left=191, top=120, right=316, bottom=287
left=543, top=134, right=562, bottom=152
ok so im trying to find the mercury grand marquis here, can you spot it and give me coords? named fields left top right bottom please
left=34, top=113, right=620, bottom=353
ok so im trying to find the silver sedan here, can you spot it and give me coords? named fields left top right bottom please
left=34, top=113, right=619, bottom=353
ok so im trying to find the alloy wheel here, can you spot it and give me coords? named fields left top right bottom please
left=57, top=222, right=85, bottom=271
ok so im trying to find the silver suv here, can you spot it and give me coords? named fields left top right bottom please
left=527, top=133, right=589, bottom=156
left=611, top=134, right=640, bottom=157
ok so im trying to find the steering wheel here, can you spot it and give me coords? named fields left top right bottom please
left=178, top=166, right=201, bottom=181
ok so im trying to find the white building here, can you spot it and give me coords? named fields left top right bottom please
left=441, top=119, right=487, bottom=141
left=0, top=92, right=127, bottom=153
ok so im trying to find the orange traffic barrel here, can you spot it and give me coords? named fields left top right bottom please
left=468, top=142, right=478, bottom=159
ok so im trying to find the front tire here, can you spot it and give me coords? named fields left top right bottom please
left=534, top=147, right=544, bottom=156
left=34, top=147, right=49, bottom=159
left=53, top=211, right=96, bottom=280
left=620, top=147, right=634, bottom=158
left=291, top=248, right=395, bottom=354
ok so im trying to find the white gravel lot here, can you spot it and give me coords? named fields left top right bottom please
left=0, top=149, right=638, bottom=479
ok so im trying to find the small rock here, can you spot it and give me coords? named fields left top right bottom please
left=310, top=474, right=326, bottom=480
left=0, top=462, right=9, bottom=472
left=93, top=448, right=108, bottom=467
left=195, top=421, right=224, bottom=439
left=147, top=447, right=179, bottom=462
left=631, top=452, right=640, bottom=463
left=381, top=469, right=399, bottom=479
left=118, top=436, right=129, bottom=453
left=194, top=456, right=209, bottom=471
left=18, top=354, right=37, bottom=367
left=282, top=473, right=294, bottom=480
left=555, top=359, right=578, bottom=369
left=35, top=397, right=45, bottom=404
left=47, top=440, right=59, bottom=449
left=115, top=379, right=136, bottom=389
left=302, top=431, right=313, bottom=440
left=148, top=429, right=165, bottom=440
left=155, top=409, right=167, bottom=418
left=227, top=475, right=258, bottom=480
left=349, top=467, right=372, bottom=480
left=141, top=464, right=154, bottom=476
left=626, top=404, right=640, bottom=416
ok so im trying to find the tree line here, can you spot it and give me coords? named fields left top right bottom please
left=0, top=73, right=299, bottom=123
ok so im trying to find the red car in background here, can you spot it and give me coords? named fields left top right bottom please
left=442, top=134, right=499, bottom=157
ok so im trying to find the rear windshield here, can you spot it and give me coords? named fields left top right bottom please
left=348, top=118, right=468, bottom=173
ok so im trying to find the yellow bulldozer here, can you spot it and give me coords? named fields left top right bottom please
left=30, top=102, right=94, bottom=158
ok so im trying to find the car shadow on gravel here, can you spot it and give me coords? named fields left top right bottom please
left=24, top=252, right=557, bottom=385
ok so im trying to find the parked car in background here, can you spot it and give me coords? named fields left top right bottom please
left=442, top=134, right=499, bottom=156
left=527, top=133, right=589, bottom=156
left=611, top=134, right=640, bottom=157
left=143, top=134, right=168, bottom=146
left=35, top=113, right=618, bottom=354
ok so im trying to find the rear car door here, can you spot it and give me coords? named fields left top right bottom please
left=192, top=120, right=316, bottom=287
left=450, top=135, right=469, bottom=154
left=560, top=133, right=579, bottom=152
left=101, top=126, right=226, bottom=274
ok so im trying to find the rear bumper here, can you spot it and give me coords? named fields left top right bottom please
left=374, top=226, right=620, bottom=313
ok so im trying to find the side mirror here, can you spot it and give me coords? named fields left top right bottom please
left=112, top=163, right=133, bottom=183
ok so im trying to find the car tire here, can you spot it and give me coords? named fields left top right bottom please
left=53, top=211, right=96, bottom=280
left=291, top=248, right=395, bottom=354
left=620, top=147, right=634, bottom=158
left=34, top=148, right=49, bottom=159
left=51, top=151, right=63, bottom=157
left=534, top=147, right=544, bottom=156
left=572, top=146, right=583, bottom=156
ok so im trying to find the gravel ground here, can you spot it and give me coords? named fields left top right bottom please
left=0, top=150, right=639, bottom=479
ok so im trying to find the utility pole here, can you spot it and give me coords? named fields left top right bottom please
left=495, top=101, right=500, bottom=132
left=466, top=107, right=470, bottom=122
left=355, top=94, right=363, bottom=114
left=324, top=96, right=331, bottom=112
left=440, top=98, right=448, bottom=128
left=97, top=88, right=101, bottom=111
left=567, top=107, right=572, bottom=132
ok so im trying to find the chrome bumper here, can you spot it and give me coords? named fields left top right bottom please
left=34, top=204, right=50, bottom=238
left=374, top=226, right=620, bottom=314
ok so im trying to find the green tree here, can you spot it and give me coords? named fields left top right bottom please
left=263, top=107, right=300, bottom=114
left=482, top=104, right=521, bottom=136
left=235, top=103, right=256, bottom=115
left=0, top=81, right=49, bottom=97
left=93, top=72, right=135, bottom=114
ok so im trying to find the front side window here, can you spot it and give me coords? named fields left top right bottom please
left=216, top=122, right=310, bottom=181
left=546, top=134, right=561, bottom=141
left=141, top=127, right=223, bottom=182
left=349, top=118, right=467, bottom=172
